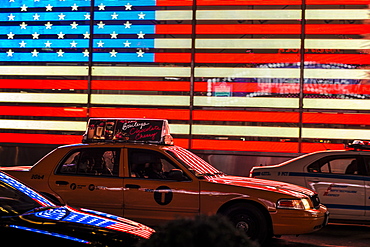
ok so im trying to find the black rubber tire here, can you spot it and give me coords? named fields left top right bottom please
left=222, top=202, right=271, bottom=245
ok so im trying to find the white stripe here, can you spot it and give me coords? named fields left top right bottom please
left=192, top=125, right=299, bottom=138
left=305, top=39, right=369, bottom=50
left=154, top=39, right=191, bottom=48
left=0, top=93, right=87, bottom=104
left=91, top=94, right=190, bottom=106
left=195, top=67, right=369, bottom=79
left=196, top=10, right=301, bottom=20
left=169, top=124, right=190, bottom=135
left=303, top=128, right=370, bottom=140
left=0, top=120, right=86, bottom=131
left=194, top=96, right=299, bottom=108
left=304, top=98, right=370, bottom=110
left=92, top=67, right=191, bottom=77
left=155, top=39, right=369, bottom=50
left=156, top=9, right=369, bottom=20
left=196, top=39, right=300, bottom=49
left=195, top=67, right=300, bottom=78
left=306, top=9, right=370, bottom=20
left=0, top=66, right=88, bottom=76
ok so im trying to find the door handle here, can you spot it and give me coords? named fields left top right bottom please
left=56, top=180, right=69, bottom=185
left=125, top=184, right=141, bottom=189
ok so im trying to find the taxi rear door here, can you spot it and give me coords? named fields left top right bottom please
left=305, top=155, right=366, bottom=218
left=48, top=147, right=124, bottom=217
left=122, top=148, right=200, bottom=226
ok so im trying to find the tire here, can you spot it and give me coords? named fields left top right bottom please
left=222, top=202, right=271, bottom=245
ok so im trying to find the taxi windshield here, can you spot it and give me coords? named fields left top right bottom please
left=165, top=146, right=224, bottom=177
left=0, top=172, right=55, bottom=216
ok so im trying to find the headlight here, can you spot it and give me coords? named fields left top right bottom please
left=277, top=198, right=311, bottom=210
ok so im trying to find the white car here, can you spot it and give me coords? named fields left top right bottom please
left=250, top=141, right=370, bottom=223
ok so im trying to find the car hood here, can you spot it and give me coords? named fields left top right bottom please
left=207, top=175, right=316, bottom=198
left=18, top=205, right=155, bottom=239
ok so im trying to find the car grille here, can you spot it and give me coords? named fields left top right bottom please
left=310, top=194, right=321, bottom=209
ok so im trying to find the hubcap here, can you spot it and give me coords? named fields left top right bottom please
left=236, top=221, right=249, bottom=232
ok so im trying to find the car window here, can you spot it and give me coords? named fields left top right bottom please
left=362, top=156, right=370, bottom=176
left=58, top=148, right=120, bottom=177
left=308, top=157, right=360, bottom=175
left=128, top=149, right=189, bottom=181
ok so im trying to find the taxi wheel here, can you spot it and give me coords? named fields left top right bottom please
left=223, top=203, right=270, bottom=244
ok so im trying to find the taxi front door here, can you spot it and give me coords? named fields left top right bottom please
left=48, top=148, right=124, bottom=217
left=123, top=148, right=200, bottom=226
left=305, top=156, right=366, bottom=218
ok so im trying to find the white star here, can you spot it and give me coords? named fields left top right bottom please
left=70, top=40, right=78, bottom=47
left=32, top=32, right=40, bottom=39
left=20, top=22, right=27, bottom=29
left=70, top=21, right=78, bottom=29
left=111, top=12, right=118, bottom=19
left=44, top=40, right=52, bottom=48
left=98, top=3, right=105, bottom=10
left=71, top=3, right=78, bottom=11
left=6, top=49, right=14, bottom=57
left=21, top=4, right=28, bottom=11
left=137, top=31, right=145, bottom=39
left=84, top=13, right=90, bottom=20
left=97, top=40, right=104, bottom=47
left=31, top=49, right=39, bottom=57
left=7, top=32, right=15, bottom=39
left=123, top=40, right=131, bottom=47
left=57, top=32, right=65, bottom=39
left=19, top=40, right=27, bottom=47
left=110, top=49, right=118, bottom=57
left=9, top=0, right=15, bottom=2
left=8, top=14, right=15, bottom=21
left=125, top=3, right=132, bottom=10
left=45, top=4, right=53, bottom=11
left=58, top=13, right=66, bottom=20
left=110, top=31, right=118, bottom=39
left=82, top=49, right=89, bottom=57
left=83, top=32, right=90, bottom=39
left=124, top=21, right=132, bottom=29
left=57, top=49, right=64, bottom=57
left=45, top=22, right=53, bottom=29
left=33, top=13, right=40, bottom=20
left=97, top=21, right=105, bottom=29
left=138, top=12, right=145, bottom=19
left=136, top=49, right=144, bottom=57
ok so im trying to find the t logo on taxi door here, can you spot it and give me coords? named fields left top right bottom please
left=154, top=186, right=173, bottom=205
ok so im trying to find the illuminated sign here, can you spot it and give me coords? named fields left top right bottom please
left=83, top=118, right=173, bottom=145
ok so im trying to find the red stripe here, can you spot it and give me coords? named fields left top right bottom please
left=0, top=133, right=81, bottom=145
left=0, top=106, right=87, bottom=117
left=195, top=82, right=370, bottom=95
left=303, top=112, right=370, bottom=125
left=0, top=79, right=87, bottom=89
left=90, top=108, right=190, bottom=120
left=156, top=24, right=369, bottom=35
left=157, top=0, right=368, bottom=6
left=193, top=110, right=300, bottom=123
left=91, top=80, right=190, bottom=91
left=191, top=139, right=344, bottom=153
left=305, top=54, right=370, bottom=65
left=193, top=110, right=370, bottom=125
left=157, top=53, right=369, bottom=65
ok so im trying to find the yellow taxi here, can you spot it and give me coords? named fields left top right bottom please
left=1, top=118, right=329, bottom=244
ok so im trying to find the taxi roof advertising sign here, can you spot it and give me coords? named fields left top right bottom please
left=83, top=118, right=173, bottom=145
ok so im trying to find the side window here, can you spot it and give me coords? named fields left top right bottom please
left=363, top=157, right=370, bottom=176
left=128, top=149, right=189, bottom=181
left=308, top=157, right=358, bottom=175
left=58, top=148, right=120, bottom=177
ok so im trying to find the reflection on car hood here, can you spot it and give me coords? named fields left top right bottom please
left=208, top=175, right=316, bottom=197
left=22, top=205, right=154, bottom=239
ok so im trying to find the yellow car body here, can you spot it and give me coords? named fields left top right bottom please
left=1, top=118, right=329, bottom=243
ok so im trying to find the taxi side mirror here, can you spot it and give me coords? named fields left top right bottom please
left=168, top=169, right=186, bottom=181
